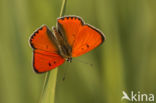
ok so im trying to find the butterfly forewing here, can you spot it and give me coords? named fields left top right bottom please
left=30, top=25, right=57, bottom=52
left=57, top=16, right=83, bottom=46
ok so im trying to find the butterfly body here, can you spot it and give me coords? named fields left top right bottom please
left=30, top=16, right=105, bottom=73
left=52, top=27, right=72, bottom=62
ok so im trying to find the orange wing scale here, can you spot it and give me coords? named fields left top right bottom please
left=57, top=16, right=105, bottom=57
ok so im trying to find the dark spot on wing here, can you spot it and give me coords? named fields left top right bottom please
left=86, top=44, right=90, bottom=48
left=48, top=62, right=52, bottom=66
left=54, top=61, right=56, bottom=64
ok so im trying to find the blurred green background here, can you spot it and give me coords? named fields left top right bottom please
left=0, top=0, right=156, bottom=103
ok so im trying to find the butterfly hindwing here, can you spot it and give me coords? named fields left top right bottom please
left=30, top=25, right=58, bottom=52
left=33, top=49, right=65, bottom=73
left=57, top=16, right=105, bottom=57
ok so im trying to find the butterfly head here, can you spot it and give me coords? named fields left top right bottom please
left=66, top=57, right=72, bottom=63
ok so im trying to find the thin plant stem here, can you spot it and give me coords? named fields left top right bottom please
left=60, top=0, right=67, bottom=17
left=39, top=0, right=67, bottom=103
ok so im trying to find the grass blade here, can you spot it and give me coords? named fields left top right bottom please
left=39, top=0, right=67, bottom=103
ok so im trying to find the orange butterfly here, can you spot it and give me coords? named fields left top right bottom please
left=30, top=16, right=105, bottom=73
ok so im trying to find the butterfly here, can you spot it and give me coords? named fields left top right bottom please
left=30, top=16, right=105, bottom=73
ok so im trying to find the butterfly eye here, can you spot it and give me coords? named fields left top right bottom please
left=66, top=57, right=72, bottom=63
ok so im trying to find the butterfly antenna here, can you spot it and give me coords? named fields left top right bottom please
left=76, top=58, right=94, bottom=67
